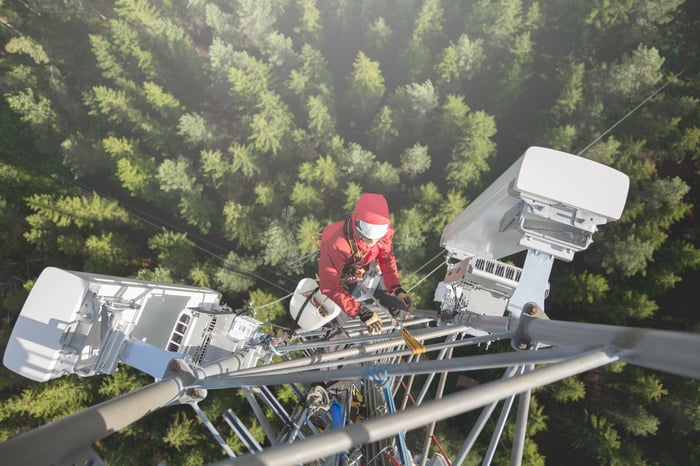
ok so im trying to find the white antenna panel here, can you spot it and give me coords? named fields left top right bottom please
left=3, top=267, right=222, bottom=382
left=440, top=147, right=630, bottom=261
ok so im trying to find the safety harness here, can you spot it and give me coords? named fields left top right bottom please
left=342, top=216, right=368, bottom=281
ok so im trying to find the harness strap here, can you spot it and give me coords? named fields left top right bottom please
left=343, top=216, right=367, bottom=277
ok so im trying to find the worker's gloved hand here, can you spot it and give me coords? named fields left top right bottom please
left=394, top=287, right=414, bottom=314
left=358, top=306, right=383, bottom=335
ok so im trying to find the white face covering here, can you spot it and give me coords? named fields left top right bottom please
left=356, top=220, right=389, bottom=240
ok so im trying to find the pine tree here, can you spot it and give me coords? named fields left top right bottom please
left=229, top=142, right=261, bottom=179
left=394, top=206, right=428, bottom=266
left=178, top=113, right=215, bottom=147
left=368, top=161, right=400, bottom=192
left=400, top=143, right=431, bottom=179
left=148, top=230, right=196, bottom=278
left=572, top=410, right=622, bottom=464
left=4, top=89, right=58, bottom=132
left=412, top=0, right=444, bottom=45
left=222, top=201, right=260, bottom=249
left=298, top=155, right=339, bottom=194
left=403, top=80, right=439, bottom=120
left=369, top=105, right=398, bottom=152
left=163, top=410, right=204, bottom=451
left=294, top=0, right=322, bottom=43
left=337, top=142, right=377, bottom=180
left=437, top=94, right=470, bottom=145
left=214, top=251, right=258, bottom=295
left=306, top=95, right=336, bottom=145
left=446, top=110, right=497, bottom=190
left=296, top=215, right=322, bottom=255
left=247, top=91, right=293, bottom=156
left=262, top=219, right=300, bottom=267
left=346, top=51, right=386, bottom=118
left=290, top=182, right=324, bottom=217
left=366, top=17, right=392, bottom=57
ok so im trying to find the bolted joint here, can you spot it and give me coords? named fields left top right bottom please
left=163, top=358, right=198, bottom=391
left=176, top=387, right=208, bottom=405
left=511, top=303, right=549, bottom=351
left=523, top=302, right=547, bottom=318
left=168, top=360, right=182, bottom=371
left=515, top=339, right=531, bottom=351
left=183, top=388, right=208, bottom=403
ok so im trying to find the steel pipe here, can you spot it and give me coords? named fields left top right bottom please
left=510, top=365, right=533, bottom=466
left=524, top=319, right=700, bottom=379
left=482, top=366, right=523, bottom=465
left=199, top=345, right=596, bottom=390
left=226, top=326, right=471, bottom=378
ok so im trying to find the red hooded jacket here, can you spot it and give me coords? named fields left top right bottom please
left=318, top=193, right=401, bottom=318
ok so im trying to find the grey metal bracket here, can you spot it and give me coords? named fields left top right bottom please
left=506, top=249, right=553, bottom=319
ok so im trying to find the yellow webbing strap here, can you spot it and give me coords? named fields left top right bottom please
left=400, top=327, right=426, bottom=355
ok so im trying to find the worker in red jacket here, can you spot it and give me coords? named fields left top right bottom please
left=318, top=193, right=414, bottom=335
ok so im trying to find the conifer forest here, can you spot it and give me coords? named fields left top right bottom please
left=0, top=1, right=699, bottom=465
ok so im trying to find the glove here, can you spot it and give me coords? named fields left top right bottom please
left=358, top=306, right=383, bottom=335
left=394, top=287, right=414, bottom=314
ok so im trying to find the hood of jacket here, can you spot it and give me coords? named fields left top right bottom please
left=352, top=193, right=391, bottom=226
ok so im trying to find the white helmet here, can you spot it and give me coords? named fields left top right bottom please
left=356, top=219, right=389, bottom=240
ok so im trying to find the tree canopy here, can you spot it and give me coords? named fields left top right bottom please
left=0, top=0, right=699, bottom=464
